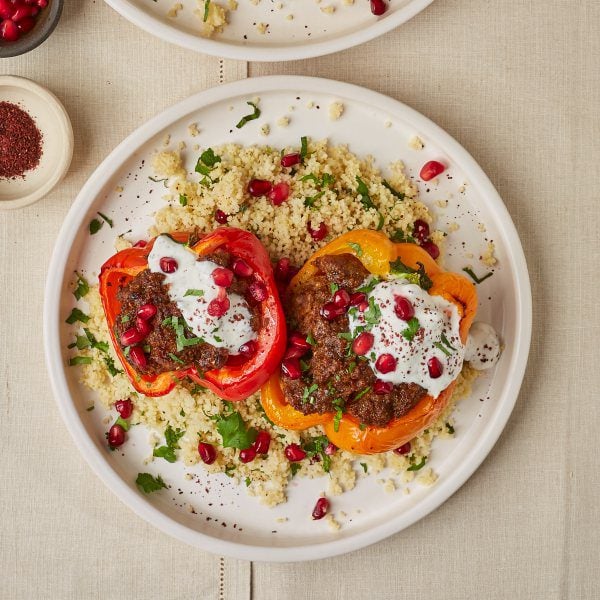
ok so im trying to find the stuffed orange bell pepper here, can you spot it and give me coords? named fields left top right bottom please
left=260, top=229, right=477, bottom=454
left=99, top=227, right=286, bottom=400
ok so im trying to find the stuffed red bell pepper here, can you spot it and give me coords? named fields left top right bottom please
left=99, top=227, right=286, bottom=400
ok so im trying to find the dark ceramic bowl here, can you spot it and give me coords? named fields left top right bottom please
left=0, top=0, right=63, bottom=58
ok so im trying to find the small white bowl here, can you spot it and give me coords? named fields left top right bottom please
left=0, top=75, right=73, bottom=210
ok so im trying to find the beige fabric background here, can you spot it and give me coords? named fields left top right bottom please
left=1, top=1, right=598, bottom=598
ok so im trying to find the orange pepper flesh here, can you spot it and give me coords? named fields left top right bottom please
left=260, top=229, right=477, bottom=454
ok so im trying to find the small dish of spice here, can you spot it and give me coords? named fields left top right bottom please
left=0, top=75, right=73, bottom=209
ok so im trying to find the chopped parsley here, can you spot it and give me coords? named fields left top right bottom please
left=304, top=190, right=325, bottom=209
left=446, top=422, right=455, bottom=435
left=376, top=211, right=385, bottom=230
left=332, top=398, right=345, bottom=432
left=401, top=317, right=421, bottom=341
left=290, top=462, right=302, bottom=477
left=306, top=332, right=317, bottom=346
left=356, top=176, right=375, bottom=209
left=300, top=136, right=308, bottom=160
left=200, top=147, right=222, bottom=168
left=179, top=194, right=188, bottom=206
left=65, top=308, right=89, bottom=324
left=329, top=282, right=340, bottom=294
left=162, top=316, right=204, bottom=351
left=184, top=288, right=204, bottom=297
left=98, top=212, right=113, bottom=228
left=434, top=342, right=452, bottom=357
left=153, top=425, right=185, bottom=463
left=360, top=462, right=368, bottom=473
left=167, top=352, right=185, bottom=365
left=407, top=456, right=427, bottom=471
left=114, top=416, right=130, bottom=431
left=301, top=383, right=318, bottom=404
left=389, top=258, right=433, bottom=291
left=89, top=219, right=102, bottom=235
left=462, top=267, right=493, bottom=284
left=202, top=0, right=210, bottom=21
left=348, top=242, right=363, bottom=256
left=382, top=180, right=405, bottom=200
left=195, top=147, right=222, bottom=185
left=68, top=356, right=93, bottom=366
left=302, top=435, right=331, bottom=473
left=245, top=477, right=251, bottom=487
left=390, top=229, right=416, bottom=244
left=356, top=276, right=381, bottom=294
left=73, top=273, right=89, bottom=300
left=364, top=297, right=382, bottom=328
left=135, top=473, right=167, bottom=493
left=216, top=410, right=257, bottom=450
left=354, top=386, right=372, bottom=401
left=104, top=356, right=122, bottom=376
left=236, top=101, right=261, bottom=129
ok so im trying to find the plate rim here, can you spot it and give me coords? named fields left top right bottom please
left=102, top=0, right=435, bottom=61
left=43, top=75, right=532, bottom=562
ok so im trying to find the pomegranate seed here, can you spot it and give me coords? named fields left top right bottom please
left=375, top=353, right=397, bottom=374
left=274, top=257, right=294, bottom=282
left=248, top=178, right=272, bottom=197
left=108, top=424, right=125, bottom=448
left=281, top=152, right=301, bottom=167
left=239, top=446, right=257, bottom=463
left=133, top=239, right=147, bottom=248
left=289, top=331, right=311, bottom=352
left=284, top=443, right=306, bottom=462
left=238, top=340, right=257, bottom=358
left=37, top=0, right=48, bottom=7
left=324, top=442, right=337, bottom=456
left=357, top=300, right=369, bottom=312
left=214, top=209, right=229, bottom=224
left=281, top=357, right=302, bottom=379
left=428, top=357, right=443, bottom=378
left=312, top=497, right=330, bottom=520
left=394, top=296, right=415, bottom=321
left=248, top=280, right=268, bottom=302
left=420, top=160, right=446, bottom=182
left=232, top=258, right=253, bottom=278
left=349, top=292, right=367, bottom=306
left=352, top=331, right=374, bottom=356
left=320, top=301, right=345, bottom=320
left=332, top=289, right=351, bottom=309
left=129, top=346, right=147, bottom=369
left=0, top=0, right=12, bottom=19
left=0, top=19, right=19, bottom=41
left=394, top=442, right=411, bottom=456
left=11, top=6, right=33, bottom=21
left=137, top=303, right=157, bottom=321
left=374, top=379, right=393, bottom=395
left=120, top=327, right=145, bottom=346
left=420, top=240, right=440, bottom=259
left=17, top=15, right=35, bottom=32
left=211, top=267, right=234, bottom=288
left=207, top=296, right=230, bottom=317
left=370, top=0, right=387, bottom=16
left=284, top=345, right=306, bottom=360
left=268, top=182, right=290, bottom=206
left=412, top=219, right=430, bottom=242
left=307, top=221, right=328, bottom=241
left=159, top=256, right=178, bottom=273
left=198, top=442, right=217, bottom=464
left=253, top=431, right=271, bottom=454
left=115, top=399, right=133, bottom=419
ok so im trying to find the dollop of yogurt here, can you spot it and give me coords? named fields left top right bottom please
left=348, top=278, right=465, bottom=398
left=148, top=235, right=256, bottom=353
left=464, top=322, right=501, bottom=370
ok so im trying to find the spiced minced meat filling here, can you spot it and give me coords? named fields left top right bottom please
left=114, top=251, right=259, bottom=375
left=282, top=253, right=426, bottom=428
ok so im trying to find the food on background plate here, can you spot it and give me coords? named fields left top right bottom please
left=0, top=0, right=48, bottom=42
left=99, top=227, right=285, bottom=400
left=67, top=137, right=500, bottom=520
left=261, top=230, right=478, bottom=454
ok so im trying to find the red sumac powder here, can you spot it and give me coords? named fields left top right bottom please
left=0, top=101, right=43, bottom=179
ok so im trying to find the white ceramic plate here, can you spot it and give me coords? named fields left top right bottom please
left=44, top=76, right=531, bottom=562
left=103, top=0, right=434, bottom=61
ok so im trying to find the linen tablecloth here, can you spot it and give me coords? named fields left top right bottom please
left=1, top=1, right=598, bottom=598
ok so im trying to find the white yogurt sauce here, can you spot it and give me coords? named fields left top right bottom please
left=348, top=278, right=465, bottom=398
left=465, top=321, right=501, bottom=370
left=148, top=235, right=256, bottom=353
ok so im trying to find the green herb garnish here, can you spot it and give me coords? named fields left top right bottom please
left=302, top=435, right=331, bottom=473
left=167, top=352, right=185, bottom=365
left=462, top=267, right=493, bottom=284
left=89, top=219, right=102, bottom=235
left=184, top=288, right=204, bottom=297
left=73, top=273, right=89, bottom=300
left=97, top=212, right=113, bottom=228
left=389, top=258, right=433, bottom=291
left=68, top=356, right=93, bottom=366
left=65, top=308, right=90, bottom=324
left=236, top=101, right=261, bottom=129
left=390, top=229, right=416, bottom=244
left=348, top=242, right=362, bottom=256
left=300, top=136, right=308, bottom=160
left=364, top=297, right=381, bottom=328
left=216, top=411, right=257, bottom=450
left=104, top=356, right=122, bottom=376
left=446, top=422, right=455, bottom=434
left=306, top=332, right=317, bottom=346
left=136, top=473, right=167, bottom=493
left=360, top=462, right=368, bottom=473
left=401, top=317, right=421, bottom=341
left=434, top=342, right=452, bottom=357
left=203, top=0, right=210, bottom=21
left=382, top=180, right=405, bottom=200
left=153, top=425, right=185, bottom=463
left=301, top=383, right=318, bottom=404
left=179, top=194, right=188, bottom=206
left=356, top=176, right=375, bottom=209
left=353, top=386, right=372, bottom=401
left=290, top=463, right=302, bottom=477
left=407, top=456, right=427, bottom=471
